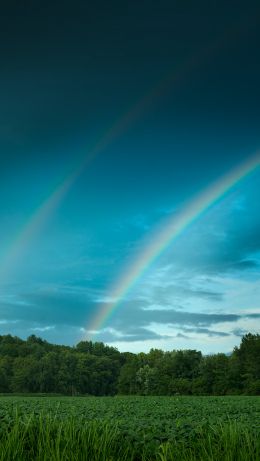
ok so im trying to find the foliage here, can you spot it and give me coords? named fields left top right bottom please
left=0, top=333, right=259, bottom=395
left=0, top=396, right=259, bottom=460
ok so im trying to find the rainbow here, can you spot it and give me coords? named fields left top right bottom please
left=0, top=53, right=211, bottom=282
left=0, top=27, right=235, bottom=283
left=87, top=153, right=260, bottom=337
left=0, top=145, right=102, bottom=281
left=0, top=96, right=167, bottom=282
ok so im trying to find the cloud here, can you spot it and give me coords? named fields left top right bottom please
left=181, top=326, right=230, bottom=337
left=141, top=282, right=224, bottom=305
left=0, top=286, right=98, bottom=328
left=87, top=300, right=243, bottom=342
left=93, top=324, right=231, bottom=343
left=232, top=328, right=248, bottom=337
left=227, top=259, right=259, bottom=270
left=30, top=325, right=55, bottom=332
left=247, top=313, right=260, bottom=319
left=143, top=189, right=260, bottom=279
left=0, top=284, right=248, bottom=346
left=1, top=186, right=259, bottom=352
left=176, top=333, right=189, bottom=339
left=88, top=326, right=172, bottom=343
left=0, top=319, right=19, bottom=325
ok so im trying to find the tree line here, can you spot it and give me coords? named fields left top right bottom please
left=0, top=333, right=259, bottom=395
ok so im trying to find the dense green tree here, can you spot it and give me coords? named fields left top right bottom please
left=118, top=355, right=139, bottom=394
left=136, top=364, right=158, bottom=395
left=233, top=333, right=260, bottom=394
left=195, top=353, right=232, bottom=395
left=11, top=356, right=42, bottom=393
left=0, top=335, right=24, bottom=357
left=169, top=377, right=192, bottom=395
left=0, top=356, right=13, bottom=392
left=0, top=333, right=259, bottom=395
left=39, top=352, right=61, bottom=393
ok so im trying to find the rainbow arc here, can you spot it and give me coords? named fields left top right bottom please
left=87, top=153, right=260, bottom=337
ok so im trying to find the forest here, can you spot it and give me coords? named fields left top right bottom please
left=0, top=333, right=259, bottom=396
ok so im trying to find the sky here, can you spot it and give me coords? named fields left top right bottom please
left=0, top=0, right=259, bottom=353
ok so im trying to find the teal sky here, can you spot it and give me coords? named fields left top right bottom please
left=0, top=0, right=259, bottom=352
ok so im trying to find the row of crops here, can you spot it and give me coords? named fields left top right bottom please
left=0, top=396, right=259, bottom=460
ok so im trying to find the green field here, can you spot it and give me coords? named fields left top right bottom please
left=0, top=396, right=259, bottom=460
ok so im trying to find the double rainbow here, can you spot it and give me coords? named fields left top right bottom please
left=0, top=24, right=242, bottom=283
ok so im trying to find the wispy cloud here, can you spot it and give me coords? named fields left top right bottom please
left=30, top=325, right=55, bottom=332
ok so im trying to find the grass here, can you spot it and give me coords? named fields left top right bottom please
left=0, top=396, right=259, bottom=460
left=0, top=412, right=259, bottom=461
left=158, top=422, right=260, bottom=461
left=0, top=413, right=131, bottom=461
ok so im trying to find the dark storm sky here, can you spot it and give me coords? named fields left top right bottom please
left=0, top=1, right=259, bottom=352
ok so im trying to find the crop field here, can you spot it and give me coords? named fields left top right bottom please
left=0, top=396, right=259, bottom=460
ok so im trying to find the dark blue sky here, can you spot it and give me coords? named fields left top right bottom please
left=0, top=1, right=259, bottom=352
